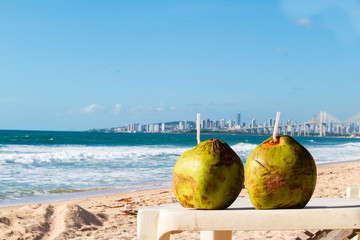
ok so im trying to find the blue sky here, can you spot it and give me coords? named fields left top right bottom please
left=1, top=0, right=360, bottom=131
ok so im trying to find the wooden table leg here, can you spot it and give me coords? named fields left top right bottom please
left=200, top=230, right=232, bottom=240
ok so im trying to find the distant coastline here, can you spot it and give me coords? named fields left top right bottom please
left=88, top=111, right=360, bottom=138
left=88, top=128, right=360, bottom=138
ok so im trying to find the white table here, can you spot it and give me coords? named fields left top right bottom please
left=137, top=197, right=360, bottom=240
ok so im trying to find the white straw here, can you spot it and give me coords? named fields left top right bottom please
left=197, top=113, right=201, bottom=144
left=273, top=112, right=281, bottom=142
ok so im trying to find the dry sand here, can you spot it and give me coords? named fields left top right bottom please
left=1, top=161, right=360, bottom=240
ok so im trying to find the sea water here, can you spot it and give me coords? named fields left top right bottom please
left=0, top=130, right=359, bottom=206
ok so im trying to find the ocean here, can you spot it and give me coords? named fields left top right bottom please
left=0, top=130, right=359, bottom=207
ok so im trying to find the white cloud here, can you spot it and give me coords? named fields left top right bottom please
left=274, top=47, right=286, bottom=52
left=295, top=17, right=312, bottom=28
left=111, top=104, right=122, bottom=115
left=273, top=47, right=289, bottom=56
left=79, top=104, right=105, bottom=114
left=130, top=104, right=176, bottom=114
left=154, top=106, right=165, bottom=112
left=130, top=105, right=143, bottom=113
left=283, top=1, right=360, bottom=41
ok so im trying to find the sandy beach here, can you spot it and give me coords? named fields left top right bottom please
left=0, top=160, right=360, bottom=240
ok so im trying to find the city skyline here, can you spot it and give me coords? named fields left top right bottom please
left=102, top=110, right=360, bottom=136
left=1, top=1, right=360, bottom=131
left=124, top=110, right=360, bottom=125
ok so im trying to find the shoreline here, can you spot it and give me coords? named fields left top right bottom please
left=0, top=160, right=359, bottom=239
left=1, top=159, right=359, bottom=209
left=0, top=183, right=172, bottom=208
left=0, top=160, right=358, bottom=208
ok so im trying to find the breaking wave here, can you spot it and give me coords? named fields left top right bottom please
left=1, top=132, right=360, bottom=206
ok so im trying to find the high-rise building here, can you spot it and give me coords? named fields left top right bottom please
left=201, top=120, right=206, bottom=129
left=161, top=123, right=165, bottom=132
left=336, top=125, right=342, bottom=134
left=153, top=124, right=160, bottom=133
left=329, top=120, right=333, bottom=134
left=220, top=119, right=225, bottom=128
left=213, top=120, right=220, bottom=129
left=271, top=118, right=276, bottom=126
left=148, top=124, right=154, bottom=133
left=251, top=119, right=257, bottom=128
left=127, top=123, right=139, bottom=132
left=205, top=119, right=211, bottom=129
left=179, top=121, right=184, bottom=130
left=228, top=119, right=234, bottom=128
left=127, top=124, right=132, bottom=132
left=237, top=112, right=241, bottom=126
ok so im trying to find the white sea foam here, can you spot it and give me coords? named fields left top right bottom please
left=0, top=144, right=191, bottom=164
left=2, top=141, right=355, bottom=165
left=0, top=144, right=188, bottom=203
left=230, top=142, right=258, bottom=160
left=306, top=142, right=360, bottom=164
left=1, top=140, right=360, bottom=204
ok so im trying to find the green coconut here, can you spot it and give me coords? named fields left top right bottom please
left=173, top=139, right=244, bottom=210
left=245, top=135, right=317, bottom=209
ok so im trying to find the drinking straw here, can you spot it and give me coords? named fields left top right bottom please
left=273, top=112, right=281, bottom=142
